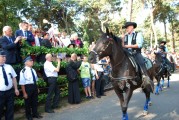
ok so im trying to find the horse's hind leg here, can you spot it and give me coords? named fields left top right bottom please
left=167, top=75, right=170, bottom=88
left=143, top=89, right=151, bottom=115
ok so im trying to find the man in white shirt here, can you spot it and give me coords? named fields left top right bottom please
left=19, top=56, right=42, bottom=120
left=44, top=54, right=61, bottom=113
left=94, top=61, right=105, bottom=98
left=60, top=31, right=71, bottom=47
left=0, top=50, right=19, bottom=120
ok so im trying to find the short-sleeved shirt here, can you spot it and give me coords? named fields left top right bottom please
left=44, top=61, right=58, bottom=77
left=79, top=62, right=91, bottom=78
left=19, top=66, right=38, bottom=85
left=0, top=64, right=17, bottom=91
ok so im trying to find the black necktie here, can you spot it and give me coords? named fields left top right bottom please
left=1, top=65, right=9, bottom=86
left=9, top=37, right=13, bottom=43
left=31, top=69, right=36, bottom=84
left=24, top=31, right=27, bottom=37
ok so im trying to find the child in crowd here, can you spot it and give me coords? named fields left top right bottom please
left=90, top=64, right=96, bottom=97
left=79, top=56, right=92, bottom=99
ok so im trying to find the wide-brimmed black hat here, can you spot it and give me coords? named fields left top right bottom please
left=160, top=41, right=166, bottom=45
left=122, top=22, right=137, bottom=29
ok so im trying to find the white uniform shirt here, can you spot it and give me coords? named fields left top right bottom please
left=44, top=61, right=58, bottom=77
left=0, top=64, right=17, bottom=91
left=19, top=66, right=38, bottom=85
left=94, top=64, right=104, bottom=72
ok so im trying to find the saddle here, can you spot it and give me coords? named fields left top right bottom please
left=124, top=50, right=153, bottom=73
left=124, top=50, right=139, bottom=73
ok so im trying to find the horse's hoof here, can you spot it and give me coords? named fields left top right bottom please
left=122, top=114, right=128, bottom=120
left=148, top=101, right=152, bottom=106
left=142, top=110, right=148, bottom=116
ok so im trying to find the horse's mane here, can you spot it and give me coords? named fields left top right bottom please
left=112, top=34, right=123, bottom=48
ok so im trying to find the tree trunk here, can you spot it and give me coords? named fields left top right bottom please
left=3, top=4, right=7, bottom=27
left=150, top=28, right=153, bottom=49
left=163, top=19, right=167, bottom=42
left=150, top=7, right=157, bottom=47
left=127, top=0, right=133, bottom=21
left=170, top=17, right=175, bottom=49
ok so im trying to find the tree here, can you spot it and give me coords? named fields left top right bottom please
left=0, top=0, right=28, bottom=34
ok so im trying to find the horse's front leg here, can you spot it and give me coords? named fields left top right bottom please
left=160, top=76, right=164, bottom=88
left=155, top=76, right=161, bottom=95
left=113, top=84, right=132, bottom=120
left=121, top=88, right=133, bottom=120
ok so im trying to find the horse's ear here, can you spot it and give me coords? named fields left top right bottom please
left=99, top=28, right=104, bottom=34
left=110, top=32, right=114, bottom=38
left=106, top=27, right=109, bottom=35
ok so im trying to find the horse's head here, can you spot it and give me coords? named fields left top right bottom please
left=153, top=52, right=163, bottom=63
left=88, top=27, right=121, bottom=64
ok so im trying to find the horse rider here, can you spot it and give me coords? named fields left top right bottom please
left=122, top=22, right=154, bottom=93
left=159, top=41, right=172, bottom=70
left=158, top=45, right=172, bottom=75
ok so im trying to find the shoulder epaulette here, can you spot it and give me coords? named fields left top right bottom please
left=22, top=68, right=26, bottom=73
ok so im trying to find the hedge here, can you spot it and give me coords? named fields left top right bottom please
left=14, top=41, right=88, bottom=107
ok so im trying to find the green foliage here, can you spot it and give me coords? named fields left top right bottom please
left=37, top=78, right=47, bottom=87
left=38, top=94, right=47, bottom=103
left=21, top=42, right=88, bottom=57
left=14, top=98, right=24, bottom=107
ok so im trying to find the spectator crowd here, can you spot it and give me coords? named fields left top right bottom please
left=0, top=22, right=112, bottom=120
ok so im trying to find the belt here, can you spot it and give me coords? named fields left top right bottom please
left=25, top=84, right=36, bottom=86
left=48, top=76, right=57, bottom=78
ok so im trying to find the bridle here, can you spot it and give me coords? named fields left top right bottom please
left=90, top=35, right=113, bottom=63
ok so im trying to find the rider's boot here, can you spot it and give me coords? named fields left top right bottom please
left=142, top=75, right=154, bottom=93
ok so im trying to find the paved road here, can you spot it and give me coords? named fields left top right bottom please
left=41, top=71, right=179, bottom=120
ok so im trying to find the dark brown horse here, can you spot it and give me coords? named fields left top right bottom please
left=152, top=52, right=171, bottom=94
left=88, top=28, right=154, bottom=120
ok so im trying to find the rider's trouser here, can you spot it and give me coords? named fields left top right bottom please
left=163, top=58, right=172, bottom=72
left=133, top=52, right=149, bottom=77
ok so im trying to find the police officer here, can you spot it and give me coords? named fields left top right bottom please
left=122, top=22, right=154, bottom=92
left=44, top=54, right=61, bottom=113
left=0, top=50, right=19, bottom=120
left=19, top=56, right=42, bottom=120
